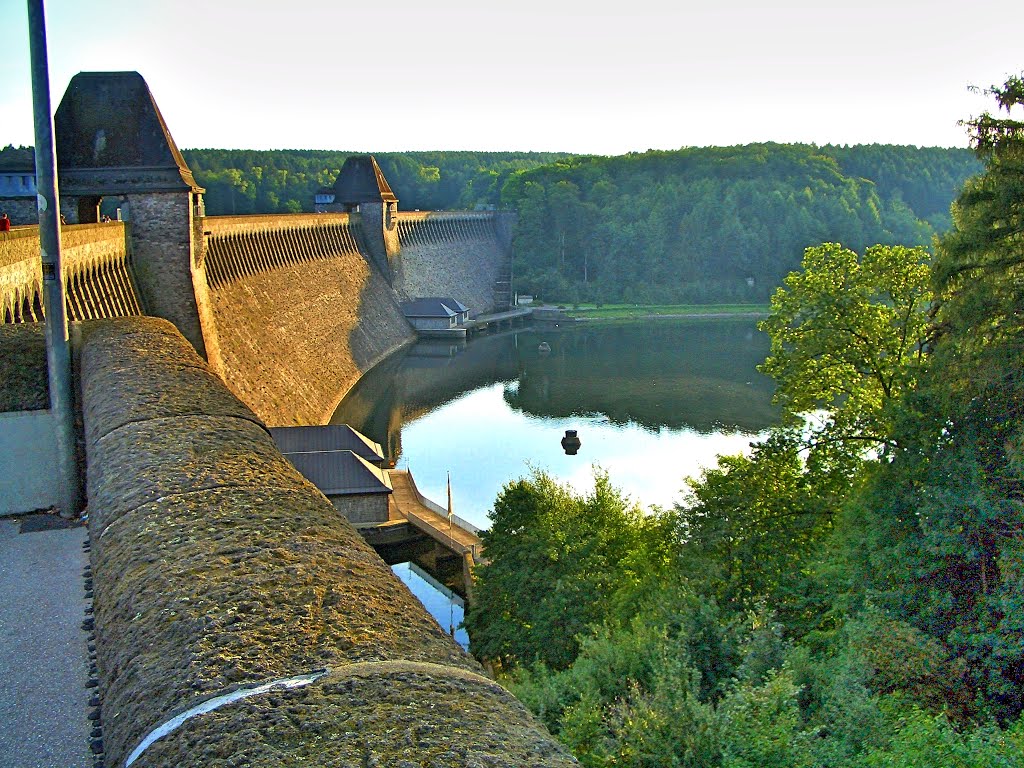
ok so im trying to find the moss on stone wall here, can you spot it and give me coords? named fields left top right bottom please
left=137, top=662, right=576, bottom=767
left=0, top=322, right=48, bottom=411
left=81, top=317, right=575, bottom=767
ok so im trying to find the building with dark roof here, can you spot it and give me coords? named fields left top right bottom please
left=400, top=297, right=471, bottom=335
left=314, top=155, right=397, bottom=213
left=283, top=450, right=393, bottom=524
left=269, top=424, right=386, bottom=467
left=314, top=154, right=400, bottom=278
left=54, top=72, right=203, bottom=205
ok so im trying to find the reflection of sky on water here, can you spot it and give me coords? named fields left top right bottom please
left=396, top=383, right=763, bottom=530
left=392, top=563, right=469, bottom=650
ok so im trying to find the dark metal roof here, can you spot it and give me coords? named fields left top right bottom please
left=269, top=425, right=385, bottom=465
left=53, top=71, right=202, bottom=194
left=400, top=297, right=469, bottom=318
left=402, top=299, right=456, bottom=319
left=331, top=155, right=397, bottom=205
left=284, top=450, right=393, bottom=496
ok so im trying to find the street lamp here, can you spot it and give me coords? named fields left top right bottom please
left=28, top=0, right=80, bottom=517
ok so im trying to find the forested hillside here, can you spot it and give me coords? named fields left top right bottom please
left=465, top=75, right=1024, bottom=767
left=504, top=143, right=981, bottom=303
left=180, top=149, right=569, bottom=215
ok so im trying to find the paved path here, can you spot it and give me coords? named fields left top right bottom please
left=0, top=516, right=92, bottom=768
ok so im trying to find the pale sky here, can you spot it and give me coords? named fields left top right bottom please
left=2, top=0, right=1020, bottom=154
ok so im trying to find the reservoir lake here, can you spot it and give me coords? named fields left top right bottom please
left=333, top=317, right=777, bottom=526
left=331, top=317, right=778, bottom=645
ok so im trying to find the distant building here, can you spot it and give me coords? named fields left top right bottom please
left=0, top=148, right=37, bottom=225
left=315, top=155, right=397, bottom=218
left=400, top=297, right=471, bottom=335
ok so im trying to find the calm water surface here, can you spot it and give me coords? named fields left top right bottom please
left=333, top=318, right=777, bottom=529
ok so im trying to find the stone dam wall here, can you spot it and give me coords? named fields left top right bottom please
left=395, top=211, right=514, bottom=315
left=0, top=209, right=514, bottom=428
left=203, top=214, right=414, bottom=427
left=0, top=223, right=140, bottom=324
left=82, top=317, right=577, bottom=768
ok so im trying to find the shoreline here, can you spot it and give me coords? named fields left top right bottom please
left=530, top=306, right=770, bottom=324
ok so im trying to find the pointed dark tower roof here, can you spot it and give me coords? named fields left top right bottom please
left=331, top=155, right=397, bottom=206
left=54, top=71, right=202, bottom=194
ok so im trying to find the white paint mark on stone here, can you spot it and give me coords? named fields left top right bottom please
left=124, top=668, right=328, bottom=766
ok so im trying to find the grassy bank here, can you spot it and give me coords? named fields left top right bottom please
left=554, top=303, right=770, bottom=320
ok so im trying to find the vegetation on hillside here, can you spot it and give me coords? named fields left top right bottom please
left=179, top=149, right=569, bottom=215
left=504, top=143, right=980, bottom=304
left=465, top=75, right=1024, bottom=766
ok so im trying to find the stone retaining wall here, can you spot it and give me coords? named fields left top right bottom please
left=82, top=317, right=576, bottom=767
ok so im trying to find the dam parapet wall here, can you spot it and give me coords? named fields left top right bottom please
left=81, top=316, right=576, bottom=767
left=0, top=223, right=140, bottom=323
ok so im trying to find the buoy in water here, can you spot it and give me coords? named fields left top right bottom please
left=561, top=429, right=581, bottom=455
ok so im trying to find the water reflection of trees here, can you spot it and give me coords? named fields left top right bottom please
left=504, top=321, right=778, bottom=433
left=332, top=320, right=779, bottom=459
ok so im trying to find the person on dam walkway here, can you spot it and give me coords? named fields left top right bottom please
left=0, top=213, right=10, bottom=233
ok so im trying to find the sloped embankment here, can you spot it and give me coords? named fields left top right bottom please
left=82, top=317, right=576, bottom=767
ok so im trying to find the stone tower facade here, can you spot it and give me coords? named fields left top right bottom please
left=314, top=155, right=399, bottom=279
left=54, top=71, right=220, bottom=368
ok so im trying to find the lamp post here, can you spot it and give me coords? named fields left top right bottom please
left=28, top=0, right=80, bottom=517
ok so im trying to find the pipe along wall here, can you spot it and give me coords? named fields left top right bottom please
left=81, top=317, right=576, bottom=767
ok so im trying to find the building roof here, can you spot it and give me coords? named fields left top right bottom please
left=284, top=450, right=393, bottom=496
left=331, top=155, right=397, bottom=205
left=269, top=424, right=385, bottom=465
left=400, top=297, right=469, bottom=319
left=53, top=71, right=202, bottom=194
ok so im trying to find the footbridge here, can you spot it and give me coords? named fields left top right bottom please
left=359, top=469, right=483, bottom=600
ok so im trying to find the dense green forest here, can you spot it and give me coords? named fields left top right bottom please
left=464, top=75, right=1024, bottom=766
left=179, top=149, right=570, bottom=215
left=505, top=143, right=981, bottom=303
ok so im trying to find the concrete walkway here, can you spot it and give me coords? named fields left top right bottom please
left=0, top=516, right=92, bottom=768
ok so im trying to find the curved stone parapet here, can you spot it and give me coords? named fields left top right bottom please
left=81, top=317, right=576, bottom=767
left=0, top=223, right=141, bottom=324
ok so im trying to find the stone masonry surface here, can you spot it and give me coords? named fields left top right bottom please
left=81, top=317, right=576, bottom=767
left=208, top=243, right=414, bottom=426
left=0, top=322, right=48, bottom=411
left=395, top=213, right=508, bottom=316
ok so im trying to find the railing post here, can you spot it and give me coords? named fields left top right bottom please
left=28, top=0, right=81, bottom=517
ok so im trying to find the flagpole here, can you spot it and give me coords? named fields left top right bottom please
left=447, top=471, right=454, bottom=636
